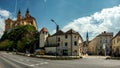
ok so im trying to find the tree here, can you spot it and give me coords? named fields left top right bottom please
left=0, top=25, right=39, bottom=53
left=0, top=40, right=13, bottom=51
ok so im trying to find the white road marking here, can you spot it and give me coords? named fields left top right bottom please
left=29, top=64, right=35, bottom=66
left=40, top=63, right=44, bottom=65
left=1, top=53, right=49, bottom=67
left=0, top=56, right=22, bottom=68
left=35, top=64, right=39, bottom=65
left=44, top=62, right=48, bottom=64
left=2, top=55, right=34, bottom=67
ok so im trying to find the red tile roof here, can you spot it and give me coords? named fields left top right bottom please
left=40, top=27, right=48, bottom=32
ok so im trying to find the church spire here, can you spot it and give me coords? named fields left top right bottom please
left=18, top=9, right=21, bottom=14
left=17, top=9, right=22, bottom=20
left=26, top=8, right=29, bottom=13
left=26, top=8, right=30, bottom=18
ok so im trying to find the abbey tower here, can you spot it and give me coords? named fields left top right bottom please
left=5, top=9, right=38, bottom=32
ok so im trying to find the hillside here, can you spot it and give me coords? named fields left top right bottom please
left=0, top=25, right=39, bottom=53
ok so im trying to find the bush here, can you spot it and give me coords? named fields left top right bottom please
left=0, top=40, right=13, bottom=51
left=0, top=25, right=39, bottom=52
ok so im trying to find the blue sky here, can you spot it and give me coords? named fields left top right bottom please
left=0, top=0, right=120, bottom=40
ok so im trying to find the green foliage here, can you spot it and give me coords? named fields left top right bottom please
left=0, top=25, right=39, bottom=52
left=0, top=40, right=13, bottom=51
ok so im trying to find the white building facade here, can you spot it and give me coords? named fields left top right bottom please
left=39, top=28, right=49, bottom=48
left=45, top=29, right=83, bottom=56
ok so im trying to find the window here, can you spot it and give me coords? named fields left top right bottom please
left=74, top=41, right=77, bottom=46
left=57, top=43, right=60, bottom=46
left=74, top=50, right=77, bottom=52
left=65, top=42, right=68, bottom=46
left=106, top=40, right=107, bottom=43
left=114, top=40, right=115, bottom=44
left=117, top=38, right=119, bottom=43
left=74, top=50, right=77, bottom=55
left=65, top=35, right=68, bottom=39
left=100, top=40, right=102, bottom=43
left=58, top=37, right=60, bottom=42
left=30, top=21, right=33, bottom=25
left=74, top=36, right=77, bottom=38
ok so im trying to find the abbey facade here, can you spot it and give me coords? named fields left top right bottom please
left=5, top=9, right=38, bottom=32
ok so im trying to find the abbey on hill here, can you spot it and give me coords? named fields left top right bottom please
left=5, top=9, right=38, bottom=32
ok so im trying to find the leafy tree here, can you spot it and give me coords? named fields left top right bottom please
left=0, top=40, right=13, bottom=51
left=0, top=25, right=39, bottom=53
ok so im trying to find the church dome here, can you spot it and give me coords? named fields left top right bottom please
left=40, top=27, right=48, bottom=32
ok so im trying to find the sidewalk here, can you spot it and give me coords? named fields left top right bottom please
left=83, top=55, right=109, bottom=59
left=35, top=55, right=82, bottom=60
left=11, top=52, right=82, bottom=60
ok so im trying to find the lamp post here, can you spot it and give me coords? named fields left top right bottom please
left=51, top=19, right=59, bottom=32
left=51, top=19, right=59, bottom=57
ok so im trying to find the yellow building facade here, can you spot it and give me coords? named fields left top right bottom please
left=112, top=31, right=120, bottom=56
left=88, top=31, right=113, bottom=55
left=5, top=9, right=38, bottom=32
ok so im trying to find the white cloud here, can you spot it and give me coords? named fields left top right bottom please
left=0, top=9, right=11, bottom=38
left=0, top=9, right=11, bottom=18
left=62, top=5, right=120, bottom=40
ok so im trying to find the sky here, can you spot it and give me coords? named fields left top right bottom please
left=0, top=0, right=120, bottom=40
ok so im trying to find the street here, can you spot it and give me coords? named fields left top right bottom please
left=0, top=52, right=120, bottom=68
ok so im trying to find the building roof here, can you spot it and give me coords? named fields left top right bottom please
left=65, top=29, right=79, bottom=35
left=40, top=27, right=48, bottom=32
left=81, top=41, right=91, bottom=47
left=97, top=31, right=113, bottom=37
left=5, top=18, right=13, bottom=22
left=51, top=29, right=83, bottom=41
left=112, top=31, right=120, bottom=39
left=52, top=30, right=64, bottom=36
left=115, top=31, right=120, bottom=36
left=52, top=29, right=80, bottom=36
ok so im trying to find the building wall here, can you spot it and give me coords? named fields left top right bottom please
left=46, top=34, right=83, bottom=56
left=39, top=32, right=48, bottom=48
left=97, top=36, right=112, bottom=55
left=112, top=35, right=120, bottom=56
left=5, top=12, right=38, bottom=32
left=45, top=47, right=56, bottom=54
left=88, top=37, right=98, bottom=55
left=88, top=32, right=113, bottom=55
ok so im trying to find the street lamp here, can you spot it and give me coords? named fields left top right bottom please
left=51, top=19, right=59, bottom=32
left=50, top=19, right=60, bottom=57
